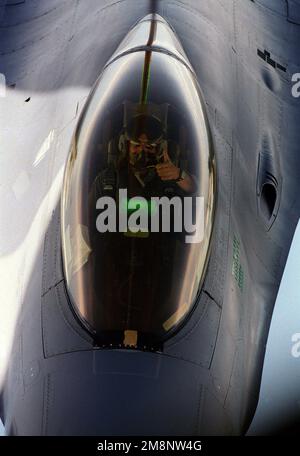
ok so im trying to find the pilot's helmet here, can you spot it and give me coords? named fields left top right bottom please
left=126, top=114, right=164, bottom=153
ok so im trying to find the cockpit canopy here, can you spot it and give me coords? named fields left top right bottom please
left=61, top=15, right=216, bottom=350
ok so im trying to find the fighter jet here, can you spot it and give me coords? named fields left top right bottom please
left=0, top=0, right=299, bottom=436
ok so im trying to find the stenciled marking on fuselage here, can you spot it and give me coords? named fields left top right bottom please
left=257, top=49, right=287, bottom=73
left=232, top=235, right=244, bottom=292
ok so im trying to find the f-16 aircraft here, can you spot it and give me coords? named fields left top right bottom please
left=0, top=0, right=300, bottom=436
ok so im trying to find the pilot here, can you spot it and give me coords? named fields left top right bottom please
left=117, top=114, right=197, bottom=196
left=129, top=134, right=196, bottom=194
left=91, top=112, right=198, bottom=208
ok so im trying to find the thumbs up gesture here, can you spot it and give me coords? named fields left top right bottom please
left=156, top=143, right=180, bottom=181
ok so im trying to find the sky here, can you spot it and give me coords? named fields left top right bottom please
left=249, top=219, right=300, bottom=434
left=0, top=220, right=299, bottom=436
